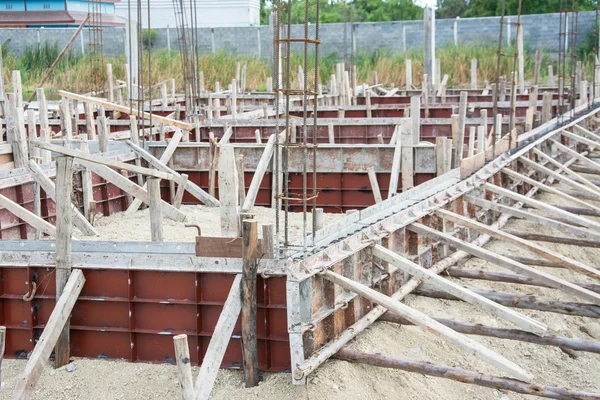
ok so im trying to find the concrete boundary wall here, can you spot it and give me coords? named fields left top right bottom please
left=0, top=11, right=595, bottom=57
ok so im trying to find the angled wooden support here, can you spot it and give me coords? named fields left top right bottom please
left=336, top=348, right=600, bottom=400
left=194, top=274, right=242, bottom=400
left=388, top=127, right=402, bottom=198
left=34, top=142, right=177, bottom=181
left=57, top=90, right=194, bottom=131
left=561, top=129, right=600, bottom=150
left=242, top=133, right=276, bottom=212
left=501, top=168, right=600, bottom=214
left=126, top=139, right=219, bottom=207
left=126, top=130, right=183, bottom=212
left=519, top=155, right=600, bottom=199
left=27, top=160, right=98, bottom=236
left=0, top=193, right=56, bottom=237
left=486, top=183, right=600, bottom=231
left=574, top=124, right=600, bottom=144
left=409, top=222, right=600, bottom=305
left=372, top=245, right=547, bottom=335
left=78, top=159, right=186, bottom=222
left=532, top=148, right=600, bottom=196
left=465, top=195, right=600, bottom=243
left=436, top=209, right=600, bottom=284
left=550, top=139, right=600, bottom=173
left=367, top=167, right=382, bottom=203
left=12, top=269, right=85, bottom=400
left=173, top=335, right=194, bottom=400
left=173, top=173, right=189, bottom=209
left=321, top=269, right=532, bottom=382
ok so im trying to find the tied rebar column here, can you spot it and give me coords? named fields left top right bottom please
left=273, top=0, right=320, bottom=256
left=558, top=0, right=579, bottom=121
left=491, top=0, right=521, bottom=159
left=87, top=0, right=104, bottom=95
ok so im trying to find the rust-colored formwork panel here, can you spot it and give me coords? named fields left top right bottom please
left=0, top=267, right=290, bottom=372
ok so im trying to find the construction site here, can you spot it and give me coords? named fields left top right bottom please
left=1, top=0, right=600, bottom=399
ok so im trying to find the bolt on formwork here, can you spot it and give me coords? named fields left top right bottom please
left=273, top=0, right=320, bottom=255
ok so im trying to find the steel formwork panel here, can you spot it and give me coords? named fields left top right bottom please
left=0, top=267, right=291, bottom=372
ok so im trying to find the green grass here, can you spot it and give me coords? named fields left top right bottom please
left=0, top=43, right=591, bottom=94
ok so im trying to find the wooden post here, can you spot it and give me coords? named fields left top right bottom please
left=147, top=177, right=164, bottom=242
left=328, top=123, right=335, bottom=144
left=471, top=58, right=477, bottom=89
left=106, top=63, right=114, bottom=103
left=467, top=126, right=475, bottom=157
left=241, top=220, right=260, bottom=387
left=236, top=154, right=246, bottom=204
left=219, top=145, right=240, bottom=236
left=366, top=90, right=372, bottom=118
left=313, top=208, right=324, bottom=231
left=173, top=173, right=189, bottom=209
left=262, top=224, right=274, bottom=258
left=542, top=92, right=553, bottom=123
left=367, top=167, right=382, bottom=203
left=548, top=65, right=556, bottom=87
left=405, top=59, right=412, bottom=90
left=97, top=116, right=108, bottom=153
left=173, top=334, right=194, bottom=400
left=401, top=128, right=414, bottom=191
left=54, top=155, right=73, bottom=368
left=60, top=97, right=73, bottom=141
left=410, top=96, right=420, bottom=144
left=36, top=88, right=51, bottom=164
left=455, top=91, right=467, bottom=165
left=79, top=134, right=95, bottom=222
left=517, top=25, right=524, bottom=94
left=33, top=181, right=41, bottom=239
left=255, top=129, right=262, bottom=144
left=27, top=108, right=40, bottom=162
left=84, top=102, right=96, bottom=140
left=388, top=125, right=402, bottom=198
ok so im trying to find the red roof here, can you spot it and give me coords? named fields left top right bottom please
left=0, top=11, right=126, bottom=27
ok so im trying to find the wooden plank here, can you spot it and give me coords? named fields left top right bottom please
left=460, top=151, right=485, bottom=179
left=219, top=145, right=239, bottom=236
left=241, top=220, right=260, bottom=387
left=574, top=124, right=600, bottom=144
left=126, top=140, right=219, bottom=207
left=12, top=269, right=85, bottom=399
left=79, top=159, right=186, bottom=222
left=401, top=129, right=414, bottom=191
left=79, top=135, right=95, bottom=222
left=410, top=221, right=600, bottom=305
left=126, top=130, right=183, bottom=212
left=54, top=156, right=73, bottom=368
left=561, top=129, right=600, bottom=149
left=532, top=148, right=600, bottom=196
left=27, top=160, right=99, bottom=236
left=194, top=274, right=242, bottom=400
left=520, top=154, right=600, bottom=199
left=194, top=237, right=263, bottom=258
left=466, top=195, right=600, bottom=243
left=502, top=167, right=600, bottom=214
left=0, top=193, right=56, bottom=237
left=34, top=142, right=176, bottom=181
left=550, top=139, right=600, bottom=173
left=367, top=167, right=382, bottom=203
left=322, top=269, right=532, bottom=382
left=388, top=126, right=402, bottom=198
left=262, top=224, right=274, bottom=259
left=173, top=173, right=188, bottom=209
left=57, top=90, right=194, bottom=131
left=242, top=134, right=276, bottom=212
left=455, top=91, right=468, bottom=163
left=173, top=334, right=194, bottom=400
left=372, top=245, right=547, bottom=335
left=147, top=177, right=163, bottom=242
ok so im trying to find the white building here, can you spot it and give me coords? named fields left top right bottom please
left=116, top=0, right=260, bottom=28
